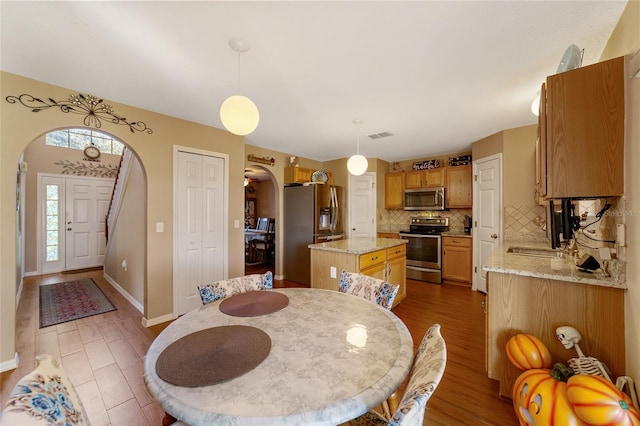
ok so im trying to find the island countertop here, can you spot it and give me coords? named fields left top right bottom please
left=483, top=241, right=626, bottom=290
left=308, top=237, right=407, bottom=254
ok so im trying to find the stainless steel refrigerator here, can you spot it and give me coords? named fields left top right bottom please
left=283, top=184, right=343, bottom=285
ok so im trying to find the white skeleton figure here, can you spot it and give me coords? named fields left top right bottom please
left=556, top=325, right=586, bottom=357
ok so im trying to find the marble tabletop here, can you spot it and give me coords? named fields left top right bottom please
left=144, top=288, right=414, bottom=426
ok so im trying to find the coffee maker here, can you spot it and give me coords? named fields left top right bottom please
left=463, top=215, right=472, bottom=234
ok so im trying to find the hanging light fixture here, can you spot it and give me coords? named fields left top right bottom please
left=220, top=38, right=260, bottom=136
left=347, top=119, right=368, bottom=176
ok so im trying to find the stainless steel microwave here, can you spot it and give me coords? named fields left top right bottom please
left=403, top=187, right=445, bottom=211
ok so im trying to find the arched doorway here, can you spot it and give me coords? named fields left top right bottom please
left=244, top=165, right=277, bottom=276
left=19, top=127, right=147, bottom=312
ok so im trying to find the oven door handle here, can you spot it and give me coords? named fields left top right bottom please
left=399, top=233, right=441, bottom=238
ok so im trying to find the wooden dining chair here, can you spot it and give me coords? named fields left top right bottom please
left=253, top=218, right=275, bottom=263
left=338, top=270, right=399, bottom=310
left=341, top=324, right=447, bottom=426
left=197, top=271, right=273, bottom=305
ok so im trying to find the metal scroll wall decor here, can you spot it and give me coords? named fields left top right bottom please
left=5, top=93, right=154, bottom=134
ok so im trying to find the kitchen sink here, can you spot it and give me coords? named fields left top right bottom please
left=506, top=246, right=564, bottom=258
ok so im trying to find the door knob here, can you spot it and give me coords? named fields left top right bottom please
left=67, top=227, right=72, bottom=231
left=491, top=234, right=498, bottom=239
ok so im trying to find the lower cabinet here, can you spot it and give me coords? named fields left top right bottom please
left=486, top=271, right=625, bottom=398
left=442, top=236, right=472, bottom=285
left=310, top=244, right=406, bottom=307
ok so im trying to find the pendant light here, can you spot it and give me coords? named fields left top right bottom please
left=347, top=119, right=368, bottom=176
left=220, top=38, right=260, bottom=136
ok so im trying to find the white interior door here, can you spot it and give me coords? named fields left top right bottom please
left=64, top=177, right=113, bottom=270
left=472, top=154, right=502, bottom=293
left=348, top=172, right=376, bottom=238
left=175, top=151, right=225, bottom=316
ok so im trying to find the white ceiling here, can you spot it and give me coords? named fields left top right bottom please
left=1, top=1, right=627, bottom=163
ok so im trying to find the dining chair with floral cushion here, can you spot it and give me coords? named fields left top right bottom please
left=341, top=324, right=447, bottom=426
left=338, top=270, right=399, bottom=310
left=1, top=354, right=90, bottom=426
left=197, top=271, right=273, bottom=305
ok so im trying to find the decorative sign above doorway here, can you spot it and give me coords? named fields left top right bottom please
left=5, top=93, right=154, bottom=134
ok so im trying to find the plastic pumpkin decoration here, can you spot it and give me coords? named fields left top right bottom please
left=507, top=333, right=553, bottom=371
left=567, top=374, right=640, bottom=426
left=513, top=368, right=586, bottom=426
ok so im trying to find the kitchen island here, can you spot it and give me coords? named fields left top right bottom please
left=483, top=242, right=626, bottom=398
left=309, top=238, right=407, bottom=307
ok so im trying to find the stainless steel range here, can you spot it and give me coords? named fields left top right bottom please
left=399, top=217, right=449, bottom=283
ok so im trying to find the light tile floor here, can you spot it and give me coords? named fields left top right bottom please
left=1, top=270, right=166, bottom=426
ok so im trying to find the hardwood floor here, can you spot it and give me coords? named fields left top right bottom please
left=1, top=267, right=517, bottom=425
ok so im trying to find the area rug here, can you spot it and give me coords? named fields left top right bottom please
left=39, top=278, right=116, bottom=328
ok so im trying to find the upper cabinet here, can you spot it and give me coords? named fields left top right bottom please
left=284, top=167, right=332, bottom=185
left=384, top=172, right=404, bottom=209
left=446, top=165, right=472, bottom=208
left=538, top=56, right=624, bottom=199
left=405, top=168, right=446, bottom=189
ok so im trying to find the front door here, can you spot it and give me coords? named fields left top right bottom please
left=472, top=154, right=502, bottom=293
left=65, top=177, right=113, bottom=270
left=348, top=172, right=376, bottom=238
left=175, top=150, right=226, bottom=316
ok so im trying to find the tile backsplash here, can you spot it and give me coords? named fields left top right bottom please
left=377, top=208, right=472, bottom=232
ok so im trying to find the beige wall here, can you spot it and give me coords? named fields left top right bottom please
left=104, top=156, right=146, bottom=306
left=502, top=125, right=537, bottom=206
left=1, top=72, right=245, bottom=366
left=600, top=0, right=640, bottom=385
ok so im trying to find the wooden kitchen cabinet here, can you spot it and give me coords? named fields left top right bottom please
left=310, top=243, right=407, bottom=307
left=377, top=232, right=399, bottom=238
left=384, top=172, right=404, bottom=209
left=386, top=245, right=407, bottom=302
left=442, top=236, right=472, bottom=285
left=538, top=56, right=624, bottom=199
left=405, top=168, right=445, bottom=189
left=486, top=271, right=625, bottom=398
left=445, top=165, right=472, bottom=208
left=284, top=167, right=333, bottom=184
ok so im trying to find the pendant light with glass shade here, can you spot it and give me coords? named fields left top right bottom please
left=220, top=38, right=260, bottom=136
left=347, top=119, right=368, bottom=176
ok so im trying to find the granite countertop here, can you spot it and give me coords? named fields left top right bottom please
left=309, top=237, right=408, bottom=254
left=483, top=241, right=626, bottom=290
left=441, top=230, right=472, bottom=237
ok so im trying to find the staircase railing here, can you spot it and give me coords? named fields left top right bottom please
left=105, top=147, right=132, bottom=241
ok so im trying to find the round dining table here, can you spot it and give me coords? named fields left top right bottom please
left=144, top=288, right=414, bottom=426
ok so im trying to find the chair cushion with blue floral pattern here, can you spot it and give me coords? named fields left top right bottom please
left=338, top=270, right=399, bottom=310
left=197, top=271, right=273, bottom=305
left=1, top=354, right=90, bottom=426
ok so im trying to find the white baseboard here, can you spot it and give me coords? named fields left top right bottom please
left=24, top=270, right=39, bottom=277
left=274, top=274, right=284, bottom=280
left=142, top=313, right=175, bottom=328
left=0, top=352, right=19, bottom=373
left=102, top=273, right=144, bottom=314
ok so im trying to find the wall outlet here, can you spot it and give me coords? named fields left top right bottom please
left=156, top=222, right=164, bottom=233
left=330, top=266, right=337, bottom=278
left=234, top=219, right=240, bottom=228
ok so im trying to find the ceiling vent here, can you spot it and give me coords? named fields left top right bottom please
left=368, top=131, right=393, bottom=140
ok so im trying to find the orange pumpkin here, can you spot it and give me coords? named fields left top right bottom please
left=513, top=368, right=586, bottom=426
left=567, top=374, right=640, bottom=426
left=506, top=333, right=553, bottom=371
